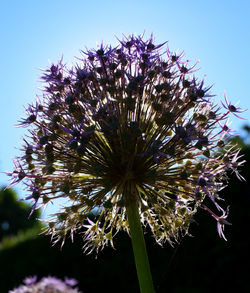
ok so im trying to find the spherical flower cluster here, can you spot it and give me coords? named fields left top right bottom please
left=7, top=34, right=245, bottom=253
left=9, top=276, right=81, bottom=293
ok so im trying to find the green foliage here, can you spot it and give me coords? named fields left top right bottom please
left=231, top=123, right=250, bottom=148
left=229, top=135, right=245, bottom=148
left=0, top=187, right=42, bottom=241
left=0, top=226, right=41, bottom=251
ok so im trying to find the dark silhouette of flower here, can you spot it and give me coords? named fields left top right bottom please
left=6, top=34, right=245, bottom=253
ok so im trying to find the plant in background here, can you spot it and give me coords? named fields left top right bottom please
left=9, top=276, right=81, bottom=293
left=0, top=187, right=42, bottom=241
left=6, top=34, right=246, bottom=293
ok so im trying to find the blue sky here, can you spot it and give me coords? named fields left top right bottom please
left=1, top=0, right=249, bottom=216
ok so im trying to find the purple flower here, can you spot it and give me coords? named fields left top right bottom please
left=174, top=123, right=200, bottom=144
left=23, top=275, right=37, bottom=285
left=82, top=42, right=116, bottom=62
left=41, top=57, right=65, bottom=83
left=224, top=148, right=246, bottom=181
left=64, top=277, right=78, bottom=287
left=20, top=185, right=42, bottom=217
left=60, top=117, right=94, bottom=149
left=9, top=275, right=81, bottom=293
left=221, top=93, right=247, bottom=119
left=4, top=160, right=26, bottom=188
left=138, top=139, right=170, bottom=163
left=194, top=161, right=227, bottom=212
left=218, top=118, right=235, bottom=137
left=203, top=205, right=232, bottom=241
left=7, top=33, right=246, bottom=252
left=16, top=102, right=40, bottom=128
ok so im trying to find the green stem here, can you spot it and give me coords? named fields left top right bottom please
left=126, top=200, right=155, bottom=293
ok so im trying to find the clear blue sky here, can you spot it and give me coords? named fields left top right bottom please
left=1, top=0, right=249, bottom=217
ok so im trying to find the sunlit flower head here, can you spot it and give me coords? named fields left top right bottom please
left=7, top=34, right=245, bottom=253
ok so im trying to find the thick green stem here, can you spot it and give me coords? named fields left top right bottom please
left=126, top=200, right=155, bottom=293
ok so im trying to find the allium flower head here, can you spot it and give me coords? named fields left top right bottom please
left=7, top=34, right=245, bottom=252
left=9, top=276, right=81, bottom=293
